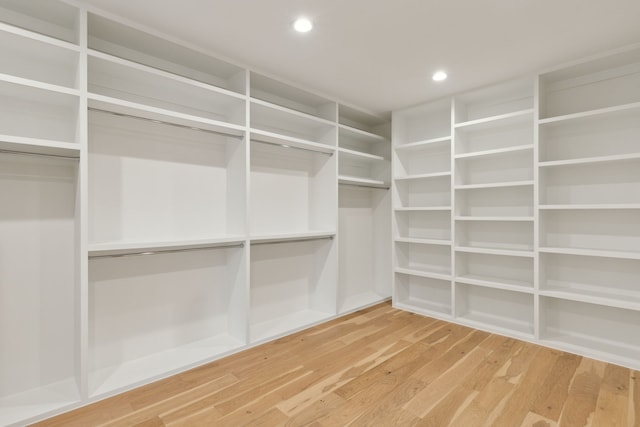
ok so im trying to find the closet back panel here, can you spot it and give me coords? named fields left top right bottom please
left=0, top=154, right=77, bottom=397
left=88, top=111, right=244, bottom=243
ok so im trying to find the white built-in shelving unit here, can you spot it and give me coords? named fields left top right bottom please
left=0, top=1, right=391, bottom=425
left=393, top=43, right=640, bottom=373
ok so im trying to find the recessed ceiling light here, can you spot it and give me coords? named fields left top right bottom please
left=294, top=18, right=313, bottom=33
left=432, top=71, right=448, bottom=82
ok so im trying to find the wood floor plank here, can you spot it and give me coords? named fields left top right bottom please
left=417, top=336, right=521, bottom=426
left=530, top=352, right=582, bottom=421
left=485, top=347, right=560, bottom=427
left=632, top=371, right=640, bottom=427
left=592, top=363, right=630, bottom=426
left=557, top=358, right=606, bottom=427
left=32, top=302, right=639, bottom=427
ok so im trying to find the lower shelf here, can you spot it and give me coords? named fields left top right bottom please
left=338, top=291, right=388, bottom=314
left=90, top=334, right=244, bottom=398
left=250, top=309, right=333, bottom=343
left=0, top=378, right=79, bottom=427
left=540, top=296, right=640, bottom=371
left=395, top=273, right=452, bottom=317
left=455, top=283, right=534, bottom=337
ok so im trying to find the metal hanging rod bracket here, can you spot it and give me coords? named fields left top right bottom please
left=88, top=107, right=245, bottom=140
left=0, top=149, right=79, bottom=161
left=250, top=138, right=334, bottom=156
left=251, top=235, right=334, bottom=246
left=89, top=242, right=245, bottom=260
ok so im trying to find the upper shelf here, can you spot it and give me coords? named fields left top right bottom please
left=250, top=72, right=336, bottom=121
left=454, top=109, right=533, bottom=132
left=88, top=13, right=245, bottom=94
left=454, top=77, right=533, bottom=124
left=540, top=44, right=640, bottom=119
left=392, top=98, right=451, bottom=145
left=338, top=104, right=389, bottom=138
left=0, top=0, right=79, bottom=44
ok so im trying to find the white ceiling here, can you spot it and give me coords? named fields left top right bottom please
left=80, top=0, right=640, bottom=115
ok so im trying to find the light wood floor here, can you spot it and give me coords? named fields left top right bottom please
left=34, top=302, right=639, bottom=426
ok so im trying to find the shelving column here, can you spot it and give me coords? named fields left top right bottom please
left=537, top=44, right=640, bottom=369
left=0, top=1, right=83, bottom=425
left=452, top=77, right=536, bottom=339
left=337, top=104, right=391, bottom=313
left=248, top=72, right=338, bottom=343
left=392, top=99, right=454, bottom=318
left=85, top=14, right=250, bottom=398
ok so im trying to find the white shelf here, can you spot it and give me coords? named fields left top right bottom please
left=539, top=289, right=640, bottom=313
left=455, top=109, right=533, bottom=131
left=395, top=237, right=452, bottom=246
left=88, top=94, right=246, bottom=137
left=455, top=246, right=534, bottom=258
left=338, top=175, right=388, bottom=188
left=0, top=21, right=79, bottom=52
left=0, top=136, right=79, bottom=158
left=539, top=101, right=640, bottom=125
left=250, top=231, right=335, bottom=245
left=0, top=72, right=79, bottom=96
left=540, top=296, right=640, bottom=370
left=395, top=272, right=452, bottom=317
left=250, top=309, right=333, bottom=344
left=539, top=152, right=640, bottom=168
left=394, top=206, right=452, bottom=212
left=338, top=292, right=388, bottom=314
left=394, top=267, right=452, bottom=282
left=251, top=97, right=335, bottom=127
left=456, top=283, right=535, bottom=337
left=338, top=123, right=386, bottom=142
left=455, top=180, right=534, bottom=190
left=455, top=144, right=533, bottom=159
left=539, top=247, right=640, bottom=260
left=0, top=0, right=79, bottom=44
left=89, top=50, right=245, bottom=100
left=454, top=216, right=534, bottom=222
left=395, top=136, right=451, bottom=151
left=88, top=237, right=246, bottom=258
left=539, top=204, right=640, bottom=210
left=251, top=129, right=335, bottom=154
left=338, top=147, right=385, bottom=161
left=0, top=378, right=79, bottom=427
left=89, top=334, right=244, bottom=398
left=395, top=171, right=451, bottom=181
left=455, top=274, right=533, bottom=293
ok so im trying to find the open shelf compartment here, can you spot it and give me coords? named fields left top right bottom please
left=540, top=252, right=640, bottom=310
left=540, top=209, right=640, bottom=256
left=540, top=45, right=640, bottom=119
left=250, top=238, right=336, bottom=343
left=0, top=0, right=79, bottom=44
left=392, top=98, right=451, bottom=146
left=395, top=241, right=451, bottom=277
left=89, top=245, right=247, bottom=397
left=455, top=251, right=533, bottom=291
left=456, top=283, right=534, bottom=337
left=0, top=25, right=79, bottom=89
left=454, top=77, right=533, bottom=124
left=88, top=110, right=246, bottom=247
left=395, top=272, right=452, bottom=317
left=88, top=13, right=245, bottom=94
left=456, top=220, right=533, bottom=253
left=394, top=174, right=451, bottom=209
left=250, top=141, right=335, bottom=236
left=88, top=53, right=245, bottom=127
left=0, top=79, right=79, bottom=144
left=455, top=185, right=532, bottom=217
left=338, top=185, right=391, bottom=314
left=0, top=153, right=80, bottom=425
left=539, top=103, right=640, bottom=163
left=540, top=296, right=640, bottom=370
